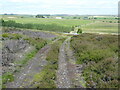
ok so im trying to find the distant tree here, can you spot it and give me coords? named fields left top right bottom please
left=73, top=17, right=77, bottom=19
left=4, top=13, right=7, bottom=15
left=77, top=28, right=82, bottom=34
left=109, top=21, right=112, bottom=23
left=36, top=15, right=44, bottom=18
left=94, top=17, right=97, bottom=19
left=43, top=14, right=50, bottom=16
left=10, top=13, right=14, bottom=15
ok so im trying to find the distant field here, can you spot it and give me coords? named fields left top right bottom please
left=3, top=17, right=94, bottom=27
left=82, top=22, right=118, bottom=33
left=2, top=15, right=118, bottom=33
left=2, top=15, right=94, bottom=33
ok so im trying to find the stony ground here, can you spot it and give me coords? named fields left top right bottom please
left=2, top=28, right=57, bottom=73
left=6, top=45, right=51, bottom=88
left=57, top=37, right=85, bottom=88
left=2, top=29, right=85, bottom=88
left=3, top=28, right=57, bottom=39
left=57, top=38, right=71, bottom=88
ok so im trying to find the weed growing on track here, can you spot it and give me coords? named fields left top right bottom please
left=32, top=38, right=65, bottom=88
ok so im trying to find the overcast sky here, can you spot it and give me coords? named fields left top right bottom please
left=0, top=0, right=119, bottom=15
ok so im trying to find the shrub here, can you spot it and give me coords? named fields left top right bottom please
left=109, top=21, right=112, bottom=23
left=77, top=28, right=82, bottom=34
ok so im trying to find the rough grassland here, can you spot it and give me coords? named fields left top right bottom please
left=2, top=16, right=118, bottom=34
left=82, top=22, right=118, bottom=33
left=3, top=17, right=93, bottom=27
left=70, top=34, right=118, bottom=88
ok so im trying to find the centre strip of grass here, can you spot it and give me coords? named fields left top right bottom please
left=31, top=38, right=66, bottom=88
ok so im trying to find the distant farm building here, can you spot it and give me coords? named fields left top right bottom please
left=83, top=17, right=89, bottom=20
left=55, top=17, right=62, bottom=19
left=7, top=17, right=17, bottom=19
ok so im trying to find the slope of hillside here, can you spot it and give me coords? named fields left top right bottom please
left=70, top=33, right=118, bottom=88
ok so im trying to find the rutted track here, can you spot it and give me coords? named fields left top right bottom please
left=3, top=27, right=85, bottom=88
left=57, top=38, right=71, bottom=88
left=6, top=44, right=51, bottom=88
left=57, top=37, right=85, bottom=88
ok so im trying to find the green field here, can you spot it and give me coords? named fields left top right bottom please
left=1, top=15, right=118, bottom=34
left=3, top=17, right=93, bottom=27
left=82, top=22, right=118, bottom=34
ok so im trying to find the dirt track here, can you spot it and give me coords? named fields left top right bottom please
left=57, top=38, right=71, bottom=88
left=57, top=37, right=85, bottom=88
left=6, top=45, right=51, bottom=88
left=4, top=28, right=85, bottom=88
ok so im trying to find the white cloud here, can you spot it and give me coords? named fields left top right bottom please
left=5, top=0, right=119, bottom=3
left=6, top=0, right=40, bottom=3
left=5, top=0, right=119, bottom=6
left=1, top=0, right=119, bottom=15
